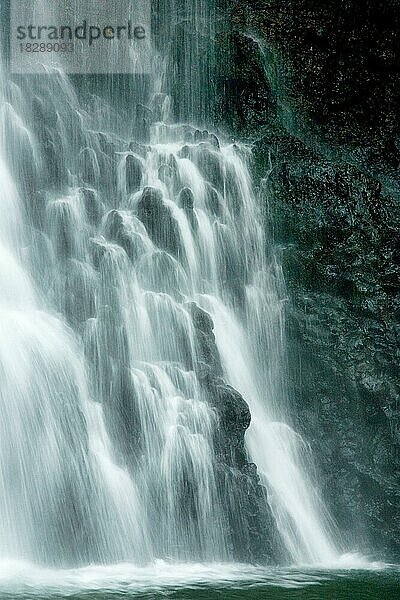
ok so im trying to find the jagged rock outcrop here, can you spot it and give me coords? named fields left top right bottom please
left=178, top=187, right=197, bottom=229
left=189, top=301, right=279, bottom=562
left=125, top=154, right=142, bottom=194
left=136, top=186, right=181, bottom=256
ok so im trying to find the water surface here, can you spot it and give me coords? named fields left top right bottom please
left=0, top=559, right=398, bottom=599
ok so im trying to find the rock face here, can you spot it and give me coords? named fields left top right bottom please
left=188, top=302, right=279, bottom=562
left=178, top=188, right=197, bottom=229
left=257, top=131, right=400, bottom=559
left=226, top=0, right=400, bottom=562
left=125, top=155, right=142, bottom=194
left=231, top=0, right=400, bottom=153
left=136, top=186, right=181, bottom=256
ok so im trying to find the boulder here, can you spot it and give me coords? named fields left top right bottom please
left=125, top=154, right=142, bottom=194
left=193, top=146, right=224, bottom=191
left=136, top=186, right=181, bottom=256
left=79, top=147, right=98, bottom=186
left=80, top=188, right=103, bottom=226
left=178, top=187, right=197, bottom=229
left=103, top=209, right=137, bottom=261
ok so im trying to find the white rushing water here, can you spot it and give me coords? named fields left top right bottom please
left=0, top=0, right=343, bottom=571
left=0, top=554, right=391, bottom=598
left=0, top=73, right=152, bottom=567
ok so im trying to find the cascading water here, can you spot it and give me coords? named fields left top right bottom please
left=0, top=0, right=342, bottom=570
left=195, top=160, right=340, bottom=563
left=0, top=70, right=151, bottom=567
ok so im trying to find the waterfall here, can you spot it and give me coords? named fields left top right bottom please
left=0, top=72, right=152, bottom=566
left=0, top=0, right=342, bottom=568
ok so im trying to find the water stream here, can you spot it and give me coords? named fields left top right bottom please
left=0, top=0, right=343, bottom=571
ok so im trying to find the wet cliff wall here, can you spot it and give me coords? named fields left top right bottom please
left=228, top=0, right=400, bottom=560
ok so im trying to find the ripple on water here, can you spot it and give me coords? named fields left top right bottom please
left=0, top=557, right=398, bottom=600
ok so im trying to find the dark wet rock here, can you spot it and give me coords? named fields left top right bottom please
left=103, top=209, right=125, bottom=240
left=158, top=163, right=173, bottom=183
left=183, top=129, right=194, bottom=143
left=208, top=133, right=220, bottom=149
left=32, top=96, right=46, bottom=123
left=257, top=128, right=400, bottom=561
left=135, top=104, right=151, bottom=142
left=205, top=183, right=223, bottom=217
left=188, top=302, right=222, bottom=375
left=169, top=153, right=182, bottom=193
left=98, top=153, right=118, bottom=193
left=212, top=381, right=251, bottom=464
left=137, top=185, right=162, bottom=205
left=32, top=96, right=58, bottom=129
left=232, top=0, right=400, bottom=177
left=79, top=147, right=98, bottom=186
left=179, top=187, right=195, bottom=210
left=168, top=152, right=179, bottom=173
left=158, top=154, right=181, bottom=193
left=44, top=141, right=63, bottom=185
left=193, top=146, right=224, bottom=191
left=125, top=154, right=142, bottom=194
left=195, top=129, right=221, bottom=149
left=103, top=209, right=138, bottom=261
left=29, top=190, right=48, bottom=228
left=224, top=163, right=242, bottom=216
left=90, top=238, right=108, bottom=270
left=189, top=301, right=249, bottom=452
left=213, top=0, right=400, bottom=558
left=102, top=367, right=142, bottom=465
left=47, top=200, right=80, bottom=260
left=84, top=303, right=130, bottom=407
left=213, top=221, right=246, bottom=308
left=178, top=187, right=197, bottom=229
left=35, top=126, right=67, bottom=186
left=188, top=300, right=279, bottom=563
left=194, top=129, right=205, bottom=143
left=37, top=126, right=54, bottom=149
left=189, top=301, right=214, bottom=332
left=62, top=259, right=96, bottom=326
left=381, top=138, right=400, bottom=170
left=178, top=144, right=191, bottom=159
left=128, top=141, right=149, bottom=157
left=215, top=463, right=280, bottom=563
left=136, top=186, right=181, bottom=256
left=80, top=188, right=103, bottom=226
left=97, top=132, right=116, bottom=157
